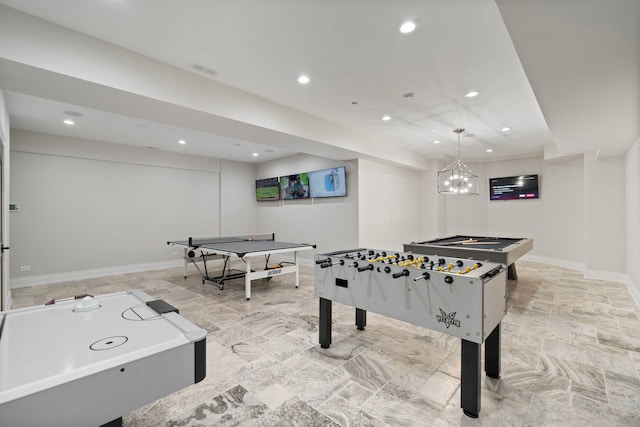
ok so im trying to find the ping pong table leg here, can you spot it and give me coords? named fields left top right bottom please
left=294, top=251, right=299, bottom=288
left=245, top=257, right=251, bottom=300
left=183, top=248, right=188, bottom=278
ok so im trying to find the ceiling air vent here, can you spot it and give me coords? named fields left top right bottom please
left=190, top=63, right=217, bottom=77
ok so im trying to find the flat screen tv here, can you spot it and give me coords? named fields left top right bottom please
left=280, top=173, right=310, bottom=199
left=256, top=177, right=280, bottom=201
left=308, top=166, right=347, bottom=198
left=489, top=174, right=539, bottom=201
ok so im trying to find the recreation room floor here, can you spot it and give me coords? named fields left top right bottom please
left=10, top=260, right=640, bottom=426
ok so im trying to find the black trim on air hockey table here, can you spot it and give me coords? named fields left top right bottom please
left=318, top=297, right=501, bottom=419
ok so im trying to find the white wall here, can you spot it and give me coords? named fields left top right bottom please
left=436, top=153, right=626, bottom=278
left=220, top=159, right=257, bottom=236
left=0, top=91, right=10, bottom=309
left=485, top=156, right=586, bottom=265
left=6, top=127, right=634, bottom=292
left=0, top=91, right=8, bottom=142
left=358, top=159, right=418, bottom=251
left=426, top=155, right=588, bottom=270
left=9, top=130, right=257, bottom=287
left=537, top=156, right=586, bottom=265
left=256, top=154, right=358, bottom=260
left=584, top=151, right=626, bottom=275
left=626, top=139, right=640, bottom=303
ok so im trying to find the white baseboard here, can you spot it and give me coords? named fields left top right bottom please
left=522, top=254, right=628, bottom=282
left=624, top=275, right=640, bottom=310
left=521, top=254, right=585, bottom=272
left=8, top=256, right=314, bottom=289
left=9, top=260, right=183, bottom=289
left=522, top=254, right=638, bottom=310
left=584, top=269, right=628, bottom=283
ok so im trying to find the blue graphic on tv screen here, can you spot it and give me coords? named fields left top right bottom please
left=309, top=167, right=346, bottom=198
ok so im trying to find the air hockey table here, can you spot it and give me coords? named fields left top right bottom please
left=0, top=290, right=206, bottom=427
left=404, top=235, right=533, bottom=280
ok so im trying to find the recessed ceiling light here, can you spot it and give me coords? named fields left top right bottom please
left=297, top=75, right=310, bottom=84
left=464, top=91, right=479, bottom=98
left=63, top=119, right=75, bottom=125
left=381, top=115, right=391, bottom=121
left=501, top=127, right=511, bottom=132
left=399, top=21, right=417, bottom=34
left=434, top=140, right=441, bottom=144
left=252, top=152, right=259, bottom=157
left=178, top=139, right=186, bottom=145
left=486, top=149, right=493, bottom=153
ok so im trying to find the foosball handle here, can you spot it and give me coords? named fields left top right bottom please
left=413, top=272, right=431, bottom=282
left=320, top=259, right=345, bottom=269
left=392, top=269, right=410, bottom=279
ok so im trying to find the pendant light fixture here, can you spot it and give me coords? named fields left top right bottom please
left=437, top=128, right=479, bottom=195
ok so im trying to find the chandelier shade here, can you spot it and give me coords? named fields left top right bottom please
left=437, top=128, right=479, bottom=195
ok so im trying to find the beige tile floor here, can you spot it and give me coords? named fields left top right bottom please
left=10, top=260, right=640, bottom=426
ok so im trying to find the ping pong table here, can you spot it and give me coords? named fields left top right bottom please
left=167, top=233, right=316, bottom=300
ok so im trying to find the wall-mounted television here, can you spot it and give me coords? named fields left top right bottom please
left=280, top=173, right=310, bottom=199
left=489, top=174, right=539, bottom=201
left=308, top=167, right=347, bottom=198
left=256, top=177, right=280, bottom=201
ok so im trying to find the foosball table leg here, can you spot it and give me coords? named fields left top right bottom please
left=485, top=323, right=501, bottom=379
left=356, top=308, right=366, bottom=330
left=319, top=297, right=332, bottom=349
left=461, top=339, right=481, bottom=418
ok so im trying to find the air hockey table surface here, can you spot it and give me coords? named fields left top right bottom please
left=0, top=289, right=206, bottom=427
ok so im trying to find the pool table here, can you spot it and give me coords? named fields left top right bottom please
left=404, top=235, right=533, bottom=280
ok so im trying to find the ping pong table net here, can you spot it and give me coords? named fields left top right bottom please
left=188, top=233, right=275, bottom=247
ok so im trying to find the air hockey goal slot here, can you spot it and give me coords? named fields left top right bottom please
left=122, top=300, right=179, bottom=321
left=146, top=300, right=179, bottom=315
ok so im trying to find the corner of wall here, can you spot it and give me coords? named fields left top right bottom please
left=624, top=275, right=640, bottom=311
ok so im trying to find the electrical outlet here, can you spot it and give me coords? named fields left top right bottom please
left=20, top=266, right=31, bottom=272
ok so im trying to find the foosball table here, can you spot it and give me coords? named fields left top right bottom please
left=314, top=248, right=507, bottom=418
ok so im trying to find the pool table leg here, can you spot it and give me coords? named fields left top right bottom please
left=507, top=263, right=518, bottom=280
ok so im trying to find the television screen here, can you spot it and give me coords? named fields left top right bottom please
left=256, top=177, right=280, bottom=201
left=280, top=173, right=310, bottom=199
left=308, top=167, right=347, bottom=198
left=489, top=174, right=539, bottom=201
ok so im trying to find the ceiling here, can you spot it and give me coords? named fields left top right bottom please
left=0, top=0, right=638, bottom=166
